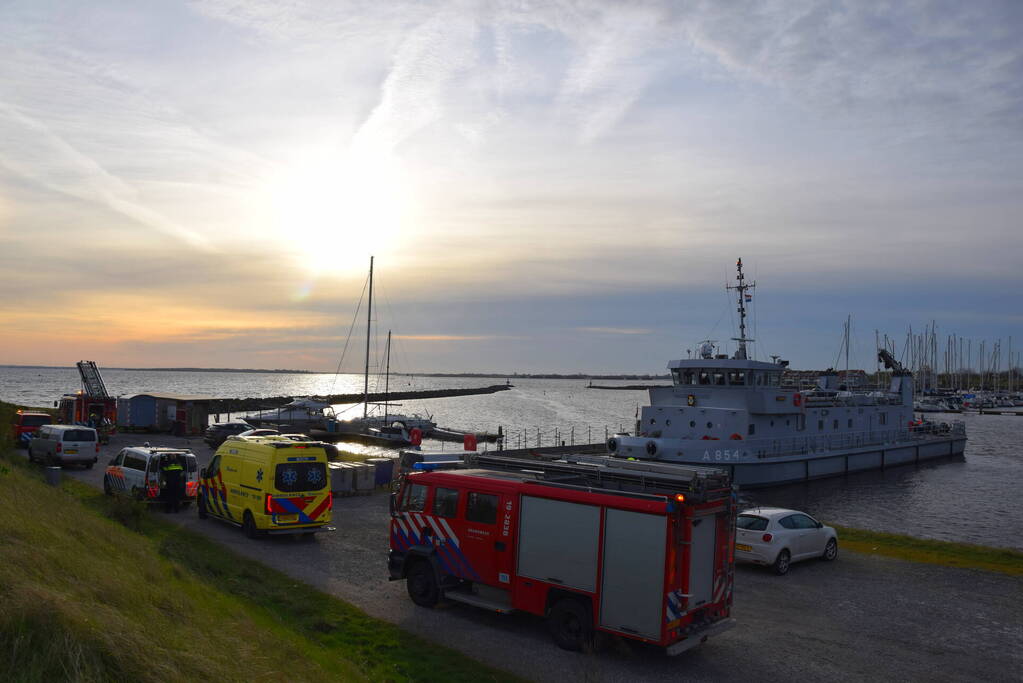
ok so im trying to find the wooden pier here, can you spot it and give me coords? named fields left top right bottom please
left=207, top=384, right=511, bottom=414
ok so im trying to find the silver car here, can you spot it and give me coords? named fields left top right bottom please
left=735, top=507, right=838, bottom=575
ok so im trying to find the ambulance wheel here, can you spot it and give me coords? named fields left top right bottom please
left=406, top=560, right=440, bottom=607
left=242, top=511, right=260, bottom=539
left=103, top=476, right=112, bottom=496
left=197, top=496, right=208, bottom=519
left=772, top=549, right=791, bottom=575
left=548, top=598, right=594, bottom=652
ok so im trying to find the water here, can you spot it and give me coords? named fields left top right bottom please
left=3, top=366, right=1021, bottom=550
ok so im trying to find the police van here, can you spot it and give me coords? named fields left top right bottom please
left=103, top=445, right=199, bottom=503
left=199, top=435, right=333, bottom=538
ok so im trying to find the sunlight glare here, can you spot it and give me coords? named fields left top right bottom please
left=271, top=146, right=411, bottom=274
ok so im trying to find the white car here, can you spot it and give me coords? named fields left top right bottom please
left=734, top=508, right=838, bottom=575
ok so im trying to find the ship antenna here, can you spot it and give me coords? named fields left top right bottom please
left=726, top=258, right=755, bottom=360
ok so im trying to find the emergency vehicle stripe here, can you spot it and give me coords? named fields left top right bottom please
left=216, top=472, right=233, bottom=519
left=438, top=518, right=460, bottom=546
left=390, top=525, right=408, bottom=551
left=307, top=495, right=331, bottom=522
left=445, top=540, right=482, bottom=581
left=397, top=516, right=419, bottom=544
left=273, top=497, right=315, bottom=524
left=425, top=516, right=445, bottom=539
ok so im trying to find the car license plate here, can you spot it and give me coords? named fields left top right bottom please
left=735, top=543, right=752, bottom=552
left=276, top=514, right=298, bottom=523
left=65, top=449, right=78, bottom=454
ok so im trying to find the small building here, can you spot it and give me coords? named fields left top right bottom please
left=116, top=393, right=212, bottom=435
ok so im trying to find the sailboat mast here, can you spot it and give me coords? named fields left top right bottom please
left=383, top=330, right=391, bottom=419
left=364, top=256, right=374, bottom=419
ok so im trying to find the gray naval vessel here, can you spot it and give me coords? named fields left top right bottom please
left=607, top=259, right=967, bottom=487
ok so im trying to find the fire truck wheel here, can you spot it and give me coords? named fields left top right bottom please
left=548, top=598, right=594, bottom=652
left=197, top=496, right=208, bottom=519
left=772, top=549, right=791, bottom=575
left=406, top=560, right=440, bottom=607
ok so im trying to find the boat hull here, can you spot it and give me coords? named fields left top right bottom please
left=620, top=435, right=966, bottom=488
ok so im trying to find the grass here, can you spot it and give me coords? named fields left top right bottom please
left=831, top=524, right=1023, bottom=576
left=0, top=401, right=518, bottom=683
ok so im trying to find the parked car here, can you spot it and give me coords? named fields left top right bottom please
left=237, top=428, right=283, bottom=438
left=12, top=410, right=52, bottom=448
left=734, top=507, right=838, bottom=575
left=203, top=421, right=255, bottom=448
left=28, top=425, right=99, bottom=468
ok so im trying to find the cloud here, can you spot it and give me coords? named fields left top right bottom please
left=577, top=327, right=652, bottom=335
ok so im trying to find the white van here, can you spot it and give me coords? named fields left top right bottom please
left=28, top=425, right=99, bottom=468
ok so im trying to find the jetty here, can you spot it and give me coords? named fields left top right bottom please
left=207, top=384, right=511, bottom=414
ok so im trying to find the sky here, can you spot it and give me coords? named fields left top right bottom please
left=1, top=0, right=1021, bottom=374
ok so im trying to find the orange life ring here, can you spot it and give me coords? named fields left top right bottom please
left=729, top=433, right=743, bottom=440
left=793, top=392, right=802, bottom=407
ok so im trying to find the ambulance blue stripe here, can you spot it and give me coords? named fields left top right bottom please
left=273, top=497, right=314, bottom=524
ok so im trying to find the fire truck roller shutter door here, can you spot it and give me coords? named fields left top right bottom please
left=516, top=496, right=600, bottom=593
left=599, top=509, right=667, bottom=640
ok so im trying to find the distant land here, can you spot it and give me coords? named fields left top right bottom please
left=2, top=365, right=668, bottom=379
left=1, top=365, right=313, bottom=374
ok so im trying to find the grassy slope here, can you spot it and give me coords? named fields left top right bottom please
left=831, top=525, right=1023, bottom=576
left=0, top=401, right=516, bottom=683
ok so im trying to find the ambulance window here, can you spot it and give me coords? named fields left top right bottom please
left=275, top=462, right=327, bottom=493
left=466, top=492, right=498, bottom=524
left=112, top=451, right=125, bottom=466
left=432, top=487, right=459, bottom=518
left=401, top=483, right=428, bottom=512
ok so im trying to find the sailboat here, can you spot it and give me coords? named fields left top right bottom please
left=325, top=257, right=436, bottom=442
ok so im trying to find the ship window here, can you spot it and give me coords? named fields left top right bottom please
left=753, top=372, right=764, bottom=386
left=713, top=371, right=726, bottom=386
left=665, top=419, right=671, bottom=426
left=698, top=371, right=711, bottom=385
left=671, top=369, right=679, bottom=385
left=706, top=422, right=713, bottom=429
left=818, top=420, right=824, bottom=431
left=767, top=373, right=781, bottom=387
left=848, top=419, right=853, bottom=428
left=689, top=420, right=696, bottom=428
left=879, top=413, right=887, bottom=425
left=683, top=370, right=696, bottom=385
left=833, top=419, right=839, bottom=429
left=649, top=418, right=656, bottom=425
left=748, top=423, right=755, bottom=435
left=728, top=371, right=747, bottom=385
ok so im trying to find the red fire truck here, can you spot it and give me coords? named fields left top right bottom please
left=388, top=453, right=737, bottom=654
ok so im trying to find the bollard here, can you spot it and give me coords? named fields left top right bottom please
left=45, top=466, right=61, bottom=487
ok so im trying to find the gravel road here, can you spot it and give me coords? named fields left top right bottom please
left=41, top=435, right=1023, bottom=682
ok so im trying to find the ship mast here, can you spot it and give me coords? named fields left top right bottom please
left=363, top=255, right=374, bottom=419
left=726, top=258, right=755, bottom=360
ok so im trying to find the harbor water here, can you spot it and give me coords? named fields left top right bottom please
left=3, top=366, right=1021, bottom=550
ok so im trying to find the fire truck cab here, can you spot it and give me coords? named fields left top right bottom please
left=388, top=453, right=736, bottom=655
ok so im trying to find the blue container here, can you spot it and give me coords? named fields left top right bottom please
left=366, top=457, right=394, bottom=487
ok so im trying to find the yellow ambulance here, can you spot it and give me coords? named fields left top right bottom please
left=198, top=435, right=333, bottom=538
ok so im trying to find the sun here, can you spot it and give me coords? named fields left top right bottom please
left=269, top=146, right=411, bottom=273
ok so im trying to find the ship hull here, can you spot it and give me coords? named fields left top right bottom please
left=624, top=435, right=966, bottom=488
